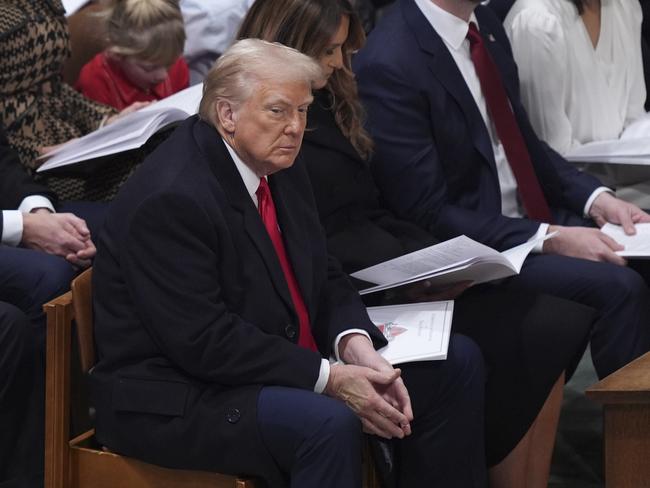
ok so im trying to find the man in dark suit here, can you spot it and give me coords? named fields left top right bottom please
left=484, top=0, right=515, bottom=21
left=354, top=0, right=650, bottom=380
left=91, top=39, right=488, bottom=487
left=0, top=123, right=96, bottom=487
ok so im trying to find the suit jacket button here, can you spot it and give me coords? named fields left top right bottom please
left=284, top=324, right=297, bottom=340
left=226, top=408, right=241, bottom=424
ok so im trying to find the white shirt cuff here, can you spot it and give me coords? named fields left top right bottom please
left=530, top=223, right=550, bottom=253
left=314, top=359, right=330, bottom=394
left=333, top=329, right=372, bottom=363
left=1, top=210, right=23, bottom=246
left=315, top=330, right=373, bottom=393
left=18, top=195, right=55, bottom=214
left=584, top=187, right=613, bottom=217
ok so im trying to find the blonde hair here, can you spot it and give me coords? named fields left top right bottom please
left=103, top=0, right=185, bottom=66
left=199, top=39, right=323, bottom=128
left=237, top=0, right=374, bottom=160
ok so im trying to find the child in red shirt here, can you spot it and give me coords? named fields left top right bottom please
left=76, top=0, right=189, bottom=110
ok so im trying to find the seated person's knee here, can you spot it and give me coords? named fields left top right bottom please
left=446, top=334, right=485, bottom=386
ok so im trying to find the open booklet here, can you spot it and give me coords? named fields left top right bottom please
left=351, top=233, right=552, bottom=296
left=565, top=113, right=650, bottom=165
left=36, top=83, right=204, bottom=173
left=601, top=223, right=650, bottom=258
left=367, top=301, right=454, bottom=364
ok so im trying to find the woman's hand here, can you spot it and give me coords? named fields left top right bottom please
left=37, top=139, right=78, bottom=161
left=103, top=101, right=151, bottom=126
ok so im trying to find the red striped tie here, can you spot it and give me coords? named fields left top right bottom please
left=467, top=22, right=553, bottom=223
left=256, top=177, right=318, bottom=351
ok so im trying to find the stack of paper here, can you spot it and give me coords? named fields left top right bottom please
left=601, top=223, right=650, bottom=258
left=367, top=301, right=454, bottom=364
left=351, top=234, right=549, bottom=295
left=565, top=113, right=650, bottom=165
left=37, top=83, right=203, bottom=172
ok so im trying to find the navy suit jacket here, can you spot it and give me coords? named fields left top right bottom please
left=485, top=0, right=515, bottom=21
left=354, top=0, right=602, bottom=251
left=91, top=115, right=385, bottom=483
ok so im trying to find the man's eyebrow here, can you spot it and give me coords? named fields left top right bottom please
left=265, top=95, right=313, bottom=106
left=264, top=96, right=292, bottom=105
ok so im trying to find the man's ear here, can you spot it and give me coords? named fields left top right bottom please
left=215, top=100, right=237, bottom=134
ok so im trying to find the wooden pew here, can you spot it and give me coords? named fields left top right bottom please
left=586, top=351, right=650, bottom=488
left=44, top=269, right=382, bottom=488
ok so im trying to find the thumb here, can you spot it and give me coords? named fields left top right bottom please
left=620, top=212, right=636, bottom=236
left=599, top=232, right=624, bottom=252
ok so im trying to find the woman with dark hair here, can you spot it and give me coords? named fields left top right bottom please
left=504, top=0, right=649, bottom=207
left=238, top=2, right=594, bottom=487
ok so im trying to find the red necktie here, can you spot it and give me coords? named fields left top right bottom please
left=256, top=178, right=318, bottom=352
left=466, top=22, right=553, bottom=223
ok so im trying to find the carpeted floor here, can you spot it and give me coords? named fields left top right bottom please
left=549, top=348, right=604, bottom=488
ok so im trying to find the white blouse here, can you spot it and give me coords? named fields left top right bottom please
left=504, top=0, right=646, bottom=155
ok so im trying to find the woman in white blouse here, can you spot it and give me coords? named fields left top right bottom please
left=504, top=0, right=650, bottom=207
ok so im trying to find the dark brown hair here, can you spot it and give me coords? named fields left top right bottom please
left=569, top=0, right=585, bottom=14
left=237, top=0, right=373, bottom=159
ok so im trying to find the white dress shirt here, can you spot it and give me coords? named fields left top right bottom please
left=180, top=0, right=256, bottom=85
left=505, top=0, right=646, bottom=206
left=223, top=140, right=372, bottom=394
left=414, top=0, right=608, bottom=241
left=2, top=195, right=55, bottom=245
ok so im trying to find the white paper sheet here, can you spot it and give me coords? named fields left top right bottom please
left=61, top=0, right=90, bottom=16
left=565, top=114, right=650, bottom=165
left=352, top=234, right=551, bottom=295
left=601, top=223, right=650, bottom=257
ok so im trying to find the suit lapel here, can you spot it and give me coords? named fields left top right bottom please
left=195, top=122, right=295, bottom=312
left=476, top=11, right=520, bottom=116
left=401, top=0, right=497, bottom=177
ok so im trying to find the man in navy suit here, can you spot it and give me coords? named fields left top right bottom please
left=91, top=39, right=488, bottom=487
left=0, top=123, right=97, bottom=487
left=484, top=0, right=514, bottom=20
left=354, top=0, right=650, bottom=380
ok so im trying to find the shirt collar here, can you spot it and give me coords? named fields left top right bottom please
left=413, top=0, right=479, bottom=51
left=222, top=138, right=263, bottom=205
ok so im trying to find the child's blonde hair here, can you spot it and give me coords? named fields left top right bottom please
left=103, top=0, right=186, bottom=66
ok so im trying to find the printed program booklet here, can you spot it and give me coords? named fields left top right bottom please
left=368, top=301, right=454, bottom=364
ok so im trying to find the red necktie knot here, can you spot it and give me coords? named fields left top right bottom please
left=256, top=177, right=270, bottom=203
left=466, top=22, right=482, bottom=47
